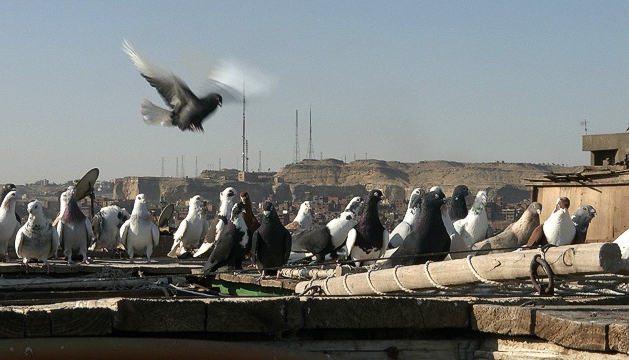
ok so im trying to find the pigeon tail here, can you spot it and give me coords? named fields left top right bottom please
left=193, top=241, right=213, bottom=257
left=141, top=99, right=174, bottom=127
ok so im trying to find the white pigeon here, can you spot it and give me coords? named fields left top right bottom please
left=613, top=228, right=629, bottom=259
left=15, top=200, right=59, bottom=272
left=388, top=188, right=424, bottom=248
left=90, top=205, right=130, bottom=252
left=194, top=187, right=237, bottom=257
left=120, top=194, right=160, bottom=263
left=330, top=197, right=364, bottom=251
left=543, top=197, right=576, bottom=246
left=168, top=195, right=209, bottom=258
left=451, top=190, right=489, bottom=259
left=285, top=201, right=314, bottom=230
left=57, top=188, right=94, bottom=264
left=0, top=191, right=21, bottom=261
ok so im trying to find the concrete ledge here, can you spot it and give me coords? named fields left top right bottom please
left=471, top=304, right=534, bottom=336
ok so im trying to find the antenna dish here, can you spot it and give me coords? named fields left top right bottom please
left=75, top=168, right=99, bottom=201
left=158, top=203, right=175, bottom=228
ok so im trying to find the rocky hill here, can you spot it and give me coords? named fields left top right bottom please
left=110, top=159, right=575, bottom=206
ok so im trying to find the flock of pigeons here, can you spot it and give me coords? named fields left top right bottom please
left=2, top=180, right=629, bottom=277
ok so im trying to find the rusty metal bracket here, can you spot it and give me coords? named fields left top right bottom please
left=530, top=254, right=555, bottom=296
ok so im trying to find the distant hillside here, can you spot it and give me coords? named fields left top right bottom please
left=276, top=159, right=576, bottom=203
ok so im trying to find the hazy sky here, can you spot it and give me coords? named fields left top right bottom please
left=1, top=1, right=627, bottom=185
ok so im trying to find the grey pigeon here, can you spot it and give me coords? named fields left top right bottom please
left=57, top=188, right=94, bottom=264
left=120, top=194, right=160, bottom=263
left=202, top=202, right=250, bottom=273
left=123, top=40, right=222, bottom=132
left=571, top=204, right=597, bottom=244
left=90, top=205, right=130, bottom=252
left=0, top=184, right=20, bottom=223
left=448, top=185, right=470, bottom=222
left=15, top=200, right=59, bottom=273
left=251, top=201, right=292, bottom=277
left=381, top=189, right=449, bottom=268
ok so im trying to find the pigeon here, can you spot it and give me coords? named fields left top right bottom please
left=202, top=202, right=250, bottom=273
left=380, top=188, right=450, bottom=268
left=472, top=202, right=542, bottom=252
left=0, top=191, right=20, bottom=261
left=239, top=191, right=260, bottom=235
left=194, top=187, right=237, bottom=257
left=450, top=191, right=489, bottom=259
left=571, top=205, right=597, bottom=244
left=429, top=185, right=459, bottom=241
left=57, top=188, right=94, bottom=264
left=120, top=194, right=160, bottom=263
left=388, top=188, right=424, bottom=249
left=448, top=185, right=470, bottom=222
left=15, top=200, right=59, bottom=273
left=168, top=195, right=209, bottom=258
left=526, top=197, right=576, bottom=247
left=346, top=189, right=389, bottom=266
left=290, top=197, right=363, bottom=263
left=90, top=205, right=130, bottom=252
left=123, top=40, right=222, bottom=132
left=0, top=184, right=20, bottom=223
left=251, top=201, right=292, bottom=277
left=285, top=201, right=313, bottom=230
left=613, top=228, right=629, bottom=259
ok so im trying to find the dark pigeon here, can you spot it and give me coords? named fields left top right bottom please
left=239, top=192, right=260, bottom=235
left=124, top=40, right=222, bottom=132
left=203, top=202, right=250, bottom=273
left=448, top=185, right=470, bottom=222
left=571, top=204, right=596, bottom=244
left=381, top=189, right=449, bottom=268
left=251, top=201, right=292, bottom=277
left=290, top=225, right=335, bottom=263
left=346, top=189, right=389, bottom=266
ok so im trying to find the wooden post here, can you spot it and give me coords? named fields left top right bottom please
left=295, top=242, right=622, bottom=296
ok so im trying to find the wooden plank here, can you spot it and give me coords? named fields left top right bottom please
left=471, top=304, right=534, bottom=336
left=295, top=243, right=622, bottom=295
left=114, top=298, right=207, bottom=332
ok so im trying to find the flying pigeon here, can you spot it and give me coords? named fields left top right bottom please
left=168, top=195, right=209, bottom=258
left=613, top=228, right=629, bottom=259
left=0, top=184, right=20, bottom=223
left=290, top=197, right=363, bottom=263
left=90, top=205, right=130, bottom=252
left=239, top=191, right=260, bottom=235
left=251, top=201, right=292, bottom=278
left=194, top=187, right=237, bottom=257
left=388, top=188, right=424, bottom=249
left=202, top=202, right=250, bottom=273
left=0, top=191, right=20, bottom=261
left=448, top=185, right=470, bottom=222
left=380, top=188, right=450, bottom=268
left=15, top=200, right=59, bottom=273
left=120, top=194, right=160, bottom=263
left=285, top=201, right=314, bottom=231
left=450, top=191, right=489, bottom=259
left=123, top=40, right=222, bottom=132
left=346, top=189, right=389, bottom=266
left=526, top=197, right=576, bottom=247
left=57, top=188, right=94, bottom=264
left=472, top=202, right=542, bottom=252
left=571, top=204, right=597, bottom=244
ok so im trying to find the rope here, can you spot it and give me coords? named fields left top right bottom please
left=393, top=265, right=420, bottom=294
left=342, top=273, right=353, bottom=295
left=466, top=254, right=501, bottom=286
left=323, top=277, right=332, bottom=295
left=424, top=261, right=450, bottom=290
left=366, top=269, right=386, bottom=296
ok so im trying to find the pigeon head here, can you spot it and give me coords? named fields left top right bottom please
left=231, top=202, right=244, bottom=220
left=189, top=195, right=205, bottom=211
left=529, top=202, right=543, bottom=215
left=262, top=201, right=276, bottom=217
left=422, top=189, right=447, bottom=211
left=27, top=199, right=42, bottom=216
left=2, top=190, right=17, bottom=207
left=408, top=188, right=425, bottom=209
left=222, top=187, right=236, bottom=200
left=345, top=196, right=363, bottom=215
left=471, top=191, right=488, bottom=214
left=240, top=192, right=251, bottom=204
left=367, top=189, right=385, bottom=205
left=554, top=197, right=570, bottom=213
left=572, top=205, right=596, bottom=232
left=452, top=185, right=470, bottom=201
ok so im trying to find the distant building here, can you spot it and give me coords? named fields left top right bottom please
left=582, top=132, right=629, bottom=166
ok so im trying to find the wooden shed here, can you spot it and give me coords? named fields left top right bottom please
left=526, top=165, right=629, bottom=242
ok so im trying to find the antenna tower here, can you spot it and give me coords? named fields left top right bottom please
left=245, top=140, right=249, bottom=172
left=242, top=80, right=246, bottom=172
left=258, top=150, right=262, bottom=172
left=294, top=110, right=300, bottom=163
left=580, top=119, right=588, bottom=135
left=307, top=106, right=314, bottom=159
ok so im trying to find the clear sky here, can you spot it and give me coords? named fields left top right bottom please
left=1, top=1, right=627, bottom=185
